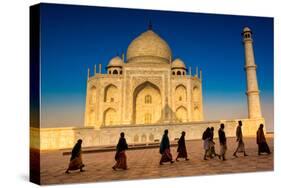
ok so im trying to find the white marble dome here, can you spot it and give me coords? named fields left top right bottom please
left=172, top=58, right=186, bottom=69
left=126, top=30, right=172, bottom=64
left=243, top=27, right=251, bottom=32
left=107, top=56, right=124, bottom=67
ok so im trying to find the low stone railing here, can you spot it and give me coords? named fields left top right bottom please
left=30, top=118, right=265, bottom=150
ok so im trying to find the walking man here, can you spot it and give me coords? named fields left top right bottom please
left=218, top=123, right=227, bottom=161
left=209, top=127, right=219, bottom=158
left=233, top=120, right=248, bottom=157
left=202, top=127, right=211, bottom=160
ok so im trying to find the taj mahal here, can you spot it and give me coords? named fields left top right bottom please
left=31, top=25, right=265, bottom=150
left=84, top=25, right=203, bottom=128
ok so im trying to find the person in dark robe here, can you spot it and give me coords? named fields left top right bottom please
left=65, top=139, right=85, bottom=174
left=176, top=131, right=189, bottom=161
left=112, top=132, right=128, bottom=170
left=256, top=124, right=271, bottom=155
left=208, top=127, right=219, bottom=158
left=202, top=127, right=211, bottom=160
left=218, top=123, right=227, bottom=161
left=159, top=129, right=174, bottom=165
left=233, top=120, right=248, bottom=157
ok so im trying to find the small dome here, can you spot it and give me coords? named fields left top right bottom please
left=107, top=56, right=124, bottom=67
left=172, top=58, right=186, bottom=69
left=243, top=27, right=251, bottom=32
left=126, top=30, right=172, bottom=64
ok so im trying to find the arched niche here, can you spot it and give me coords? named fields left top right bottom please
left=134, top=135, right=139, bottom=143
left=132, top=81, right=162, bottom=125
left=175, top=84, right=187, bottom=102
left=103, top=108, right=118, bottom=126
left=89, top=86, right=96, bottom=105
left=193, top=86, right=200, bottom=103
left=149, top=134, right=154, bottom=142
left=104, top=84, right=118, bottom=102
left=176, top=106, right=188, bottom=122
left=89, top=108, right=95, bottom=124
left=141, top=134, right=147, bottom=143
left=113, top=69, right=118, bottom=74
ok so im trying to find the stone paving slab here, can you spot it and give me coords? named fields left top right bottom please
left=39, top=136, right=274, bottom=185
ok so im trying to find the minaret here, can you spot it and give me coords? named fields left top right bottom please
left=242, top=27, right=262, bottom=119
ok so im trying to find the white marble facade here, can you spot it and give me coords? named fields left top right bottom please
left=84, top=28, right=204, bottom=128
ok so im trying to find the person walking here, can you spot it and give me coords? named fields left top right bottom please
left=218, top=123, right=227, bottom=161
left=159, top=129, right=174, bottom=165
left=256, top=124, right=271, bottom=155
left=65, top=139, right=85, bottom=174
left=233, top=120, right=248, bottom=157
left=202, top=127, right=211, bottom=160
left=209, top=127, right=219, bottom=158
left=176, top=131, right=189, bottom=161
left=112, top=132, right=128, bottom=170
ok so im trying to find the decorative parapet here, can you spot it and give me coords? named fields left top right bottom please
left=31, top=118, right=265, bottom=150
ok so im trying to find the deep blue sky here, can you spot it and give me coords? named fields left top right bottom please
left=40, top=3, right=274, bottom=130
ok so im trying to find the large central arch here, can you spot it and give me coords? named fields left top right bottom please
left=132, top=81, right=162, bottom=125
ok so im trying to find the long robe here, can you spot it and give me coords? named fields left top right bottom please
left=68, top=143, right=84, bottom=171
left=218, top=128, right=227, bottom=156
left=113, top=137, right=128, bottom=169
left=257, top=128, right=270, bottom=154
left=236, top=126, right=245, bottom=152
left=160, top=134, right=173, bottom=162
left=177, top=136, right=187, bottom=159
left=208, top=130, right=217, bottom=157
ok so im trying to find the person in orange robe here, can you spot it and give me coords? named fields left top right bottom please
left=65, top=139, right=85, bottom=174
left=112, top=132, right=128, bottom=170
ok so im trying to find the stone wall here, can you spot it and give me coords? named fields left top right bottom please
left=30, top=118, right=264, bottom=150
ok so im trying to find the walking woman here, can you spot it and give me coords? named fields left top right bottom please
left=257, top=124, right=271, bottom=155
left=159, top=129, right=174, bottom=165
left=112, top=132, right=128, bottom=170
left=65, top=139, right=85, bottom=174
left=176, top=131, right=189, bottom=161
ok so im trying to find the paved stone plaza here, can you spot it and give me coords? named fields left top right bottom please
left=40, top=136, right=273, bottom=185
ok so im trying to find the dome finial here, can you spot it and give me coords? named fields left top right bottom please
left=148, top=19, right=152, bottom=30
